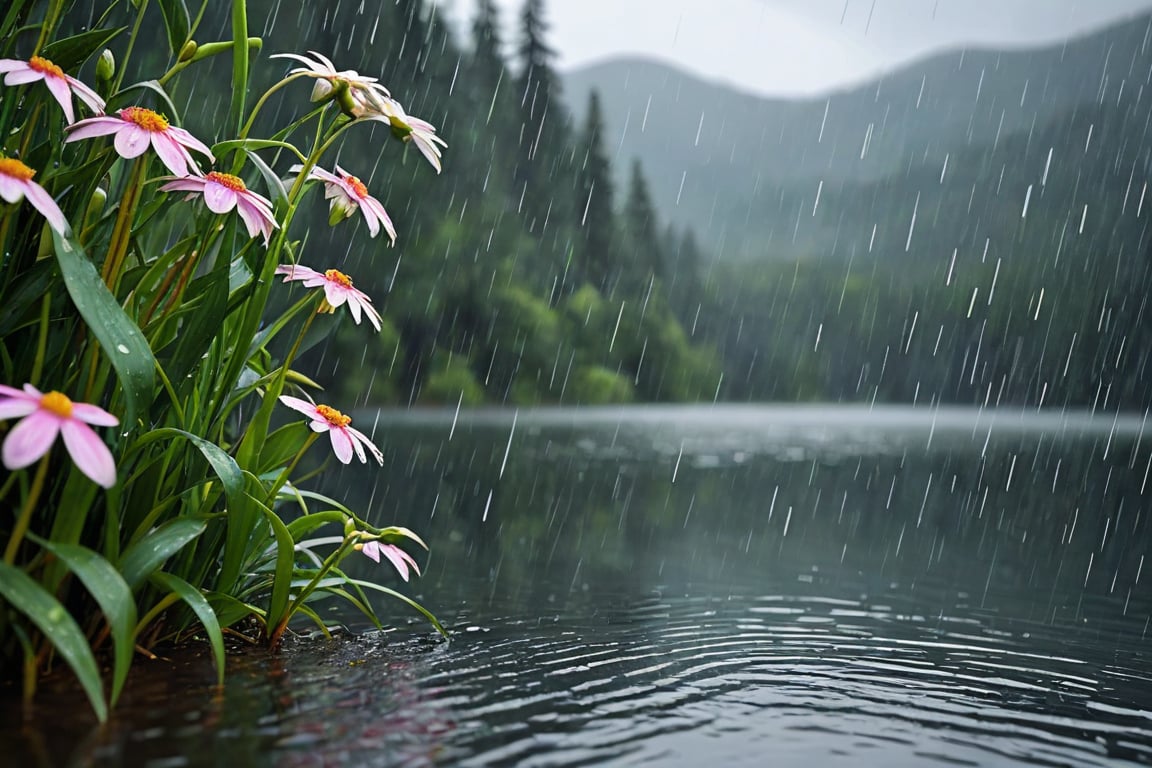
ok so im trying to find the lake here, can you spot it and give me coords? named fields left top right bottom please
left=3, top=405, right=1151, bottom=766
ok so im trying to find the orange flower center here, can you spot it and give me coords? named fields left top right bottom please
left=324, top=269, right=354, bottom=288
left=0, top=157, right=35, bottom=181
left=29, top=56, right=65, bottom=80
left=315, top=404, right=351, bottom=428
left=120, top=106, right=170, bottom=132
left=206, top=171, right=247, bottom=192
left=40, top=391, right=73, bottom=418
left=344, top=174, right=369, bottom=199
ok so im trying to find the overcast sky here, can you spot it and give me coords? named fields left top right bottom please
left=450, top=0, right=1152, bottom=95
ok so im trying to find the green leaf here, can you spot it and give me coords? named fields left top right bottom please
left=205, top=591, right=265, bottom=629
left=42, top=27, right=127, bottom=71
left=150, top=572, right=225, bottom=685
left=347, top=578, right=448, bottom=639
left=52, top=228, right=156, bottom=429
left=284, top=510, right=346, bottom=543
left=243, top=148, right=291, bottom=208
left=157, top=0, right=190, bottom=54
left=133, top=428, right=245, bottom=511
left=257, top=421, right=311, bottom=475
left=258, top=501, right=296, bottom=633
left=119, top=516, right=207, bottom=590
left=30, top=537, right=138, bottom=704
left=0, top=562, right=107, bottom=721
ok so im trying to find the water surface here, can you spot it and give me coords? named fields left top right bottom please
left=4, top=405, right=1151, bottom=766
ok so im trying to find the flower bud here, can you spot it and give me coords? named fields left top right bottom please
left=96, top=49, right=115, bottom=83
left=178, top=40, right=198, bottom=63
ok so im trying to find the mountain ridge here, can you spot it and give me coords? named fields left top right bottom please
left=561, top=10, right=1152, bottom=261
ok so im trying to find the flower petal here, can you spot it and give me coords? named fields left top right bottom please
left=203, top=183, right=237, bottom=214
left=0, top=399, right=39, bottom=421
left=3, top=69, right=43, bottom=86
left=66, top=76, right=106, bottom=114
left=64, top=116, right=128, bottom=142
left=323, top=282, right=350, bottom=310
left=42, top=74, right=76, bottom=123
left=361, top=540, right=382, bottom=563
left=328, top=426, right=355, bottom=464
left=166, top=125, right=215, bottom=161
left=150, top=134, right=190, bottom=176
left=379, top=544, right=420, bottom=582
left=275, top=264, right=323, bottom=282
left=0, top=384, right=31, bottom=399
left=113, top=124, right=152, bottom=159
left=71, top=402, right=119, bottom=427
left=2, top=411, right=60, bottom=470
left=21, top=180, right=70, bottom=235
left=347, top=425, right=383, bottom=464
left=278, top=395, right=322, bottom=420
left=0, top=175, right=26, bottom=204
left=60, top=420, right=116, bottom=488
left=158, top=177, right=207, bottom=194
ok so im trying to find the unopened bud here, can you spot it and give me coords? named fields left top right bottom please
left=178, top=40, right=198, bottom=63
left=96, top=49, right=115, bottom=82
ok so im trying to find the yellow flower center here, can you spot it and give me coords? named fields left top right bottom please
left=324, top=269, right=354, bottom=288
left=40, top=391, right=73, bottom=418
left=344, top=174, right=369, bottom=199
left=29, top=56, right=65, bottom=80
left=315, top=404, right=351, bottom=428
left=206, top=171, right=247, bottom=192
left=121, top=106, right=170, bottom=132
left=0, top=157, right=35, bottom=181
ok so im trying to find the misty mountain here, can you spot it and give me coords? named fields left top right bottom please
left=562, top=12, right=1152, bottom=262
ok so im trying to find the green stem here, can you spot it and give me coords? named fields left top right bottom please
left=269, top=535, right=357, bottom=647
left=230, top=0, right=249, bottom=134
left=4, top=455, right=51, bottom=565
left=31, top=0, right=65, bottom=57
left=29, top=293, right=50, bottom=386
left=112, top=0, right=150, bottom=94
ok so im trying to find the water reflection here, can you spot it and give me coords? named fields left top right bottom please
left=3, top=406, right=1150, bottom=766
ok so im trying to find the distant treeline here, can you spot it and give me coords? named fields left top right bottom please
left=174, top=2, right=1152, bottom=410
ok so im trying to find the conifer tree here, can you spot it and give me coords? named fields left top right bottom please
left=575, top=90, right=617, bottom=294
left=622, top=158, right=664, bottom=289
left=514, top=0, right=572, bottom=238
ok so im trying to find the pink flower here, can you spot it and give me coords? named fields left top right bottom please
left=291, top=163, right=395, bottom=243
left=270, top=51, right=392, bottom=117
left=278, top=396, right=383, bottom=465
left=274, top=264, right=382, bottom=331
left=0, top=56, right=105, bottom=124
left=159, top=171, right=278, bottom=245
left=65, top=107, right=214, bottom=176
left=368, top=99, right=446, bottom=174
left=0, top=157, right=68, bottom=235
left=360, top=541, right=420, bottom=581
left=0, top=384, right=118, bottom=488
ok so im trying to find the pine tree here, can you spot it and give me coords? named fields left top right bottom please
left=575, top=90, right=617, bottom=294
left=513, top=0, right=572, bottom=238
left=622, top=158, right=664, bottom=289
left=471, top=0, right=507, bottom=110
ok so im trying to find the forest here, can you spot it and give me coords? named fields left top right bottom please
left=172, top=0, right=1152, bottom=412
